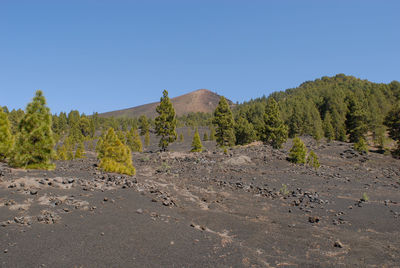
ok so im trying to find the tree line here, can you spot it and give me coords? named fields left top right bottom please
left=1, top=74, right=400, bottom=175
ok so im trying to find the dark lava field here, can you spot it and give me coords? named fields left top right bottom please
left=1, top=129, right=399, bottom=267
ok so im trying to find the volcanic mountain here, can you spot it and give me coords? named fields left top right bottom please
left=99, top=89, right=232, bottom=118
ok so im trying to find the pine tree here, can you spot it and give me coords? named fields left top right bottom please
left=306, top=150, right=320, bottom=169
left=56, top=144, right=68, bottom=160
left=209, top=126, right=216, bottom=141
left=234, top=115, right=256, bottom=145
left=289, top=137, right=307, bottom=164
left=8, top=109, right=25, bottom=134
left=346, top=96, right=368, bottom=143
left=0, top=108, right=13, bottom=161
left=78, top=116, right=92, bottom=138
left=74, top=142, right=85, bottom=159
left=155, top=90, right=177, bottom=151
left=212, top=96, right=236, bottom=147
left=64, top=136, right=75, bottom=160
left=144, top=129, right=150, bottom=146
left=203, top=132, right=208, bottom=141
left=384, top=103, right=400, bottom=156
left=191, top=129, right=203, bottom=152
left=11, top=90, right=55, bottom=169
left=354, top=137, right=368, bottom=154
left=323, top=112, right=334, bottom=142
left=288, top=109, right=302, bottom=138
left=116, top=130, right=126, bottom=144
left=126, top=128, right=142, bottom=152
left=98, top=128, right=135, bottom=175
left=139, top=115, right=150, bottom=136
left=263, top=98, right=288, bottom=149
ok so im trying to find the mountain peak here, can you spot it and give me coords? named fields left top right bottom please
left=99, top=89, right=230, bottom=118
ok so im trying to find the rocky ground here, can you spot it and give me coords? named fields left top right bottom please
left=0, top=129, right=399, bottom=267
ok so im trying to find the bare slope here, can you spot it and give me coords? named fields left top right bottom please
left=100, top=89, right=230, bottom=118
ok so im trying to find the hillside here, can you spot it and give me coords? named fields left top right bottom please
left=99, top=89, right=230, bottom=118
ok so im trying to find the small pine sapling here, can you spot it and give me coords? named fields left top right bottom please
left=288, top=137, right=307, bottom=164
left=354, top=137, right=368, bottom=154
left=306, top=150, right=320, bottom=169
left=191, top=129, right=203, bottom=152
left=98, top=128, right=136, bottom=175
left=74, top=142, right=85, bottom=159
left=203, top=132, right=208, bottom=141
left=56, top=145, right=68, bottom=160
left=144, top=129, right=150, bottom=147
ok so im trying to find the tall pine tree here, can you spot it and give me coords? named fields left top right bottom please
left=384, top=103, right=400, bottom=156
left=345, top=95, right=368, bottom=142
left=212, top=96, right=236, bottom=147
left=155, top=90, right=177, bottom=151
left=11, top=90, right=55, bottom=169
left=234, top=115, right=256, bottom=145
left=0, top=108, right=13, bottom=161
left=263, top=98, right=288, bottom=149
left=323, top=112, right=334, bottom=142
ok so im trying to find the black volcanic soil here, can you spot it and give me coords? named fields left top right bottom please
left=1, top=130, right=399, bottom=267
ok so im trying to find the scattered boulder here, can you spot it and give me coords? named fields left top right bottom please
left=37, top=210, right=60, bottom=224
left=224, top=155, right=253, bottom=166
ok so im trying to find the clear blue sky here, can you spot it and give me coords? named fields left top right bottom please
left=1, top=0, right=399, bottom=114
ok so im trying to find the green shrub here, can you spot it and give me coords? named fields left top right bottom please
left=288, top=137, right=307, bottom=164
left=74, top=142, right=85, bottom=159
left=203, top=132, right=208, bottom=141
left=361, top=192, right=369, bottom=202
left=144, top=129, right=150, bottom=147
left=56, top=145, right=68, bottom=160
left=306, top=150, right=320, bottom=169
left=97, top=128, right=135, bottom=175
left=279, top=184, right=289, bottom=195
left=354, top=137, right=368, bottom=154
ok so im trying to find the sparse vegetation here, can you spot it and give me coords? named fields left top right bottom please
left=361, top=192, right=369, bottom=202
left=279, top=184, right=290, bottom=195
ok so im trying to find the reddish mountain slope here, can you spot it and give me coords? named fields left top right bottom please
left=99, top=89, right=232, bottom=118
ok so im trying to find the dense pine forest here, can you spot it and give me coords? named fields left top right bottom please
left=234, top=74, right=400, bottom=148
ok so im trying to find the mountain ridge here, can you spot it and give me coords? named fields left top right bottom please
left=99, top=89, right=231, bottom=118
